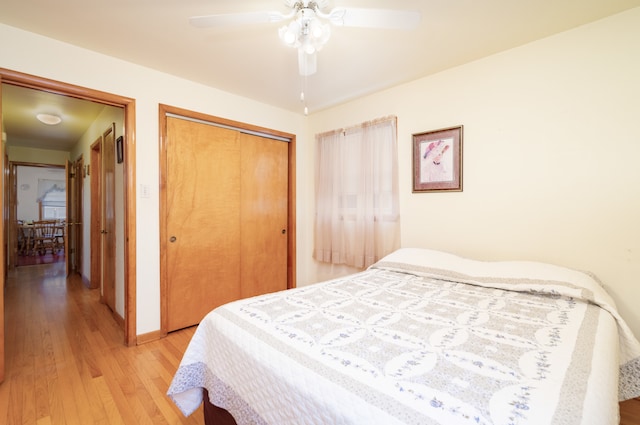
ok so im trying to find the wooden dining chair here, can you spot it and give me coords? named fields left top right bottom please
left=31, top=220, right=58, bottom=255
left=54, top=221, right=65, bottom=253
left=17, top=221, right=30, bottom=255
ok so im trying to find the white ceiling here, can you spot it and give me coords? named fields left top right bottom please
left=2, top=0, right=640, bottom=150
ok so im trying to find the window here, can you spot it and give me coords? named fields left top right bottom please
left=40, top=204, right=66, bottom=220
left=314, top=116, right=400, bottom=268
left=37, top=180, right=66, bottom=220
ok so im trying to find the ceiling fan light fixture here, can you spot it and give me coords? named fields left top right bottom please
left=279, top=21, right=301, bottom=47
left=309, top=21, right=331, bottom=48
left=309, top=19, right=323, bottom=38
left=36, top=113, right=62, bottom=126
left=298, top=48, right=317, bottom=75
left=278, top=3, right=331, bottom=58
left=302, top=40, right=316, bottom=55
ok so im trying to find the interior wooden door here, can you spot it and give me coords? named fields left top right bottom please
left=90, top=138, right=102, bottom=289
left=65, top=159, right=72, bottom=276
left=165, top=117, right=242, bottom=331
left=102, top=124, right=116, bottom=312
left=73, top=157, right=84, bottom=275
left=8, top=164, right=18, bottom=269
left=239, top=132, right=289, bottom=298
left=0, top=83, right=5, bottom=382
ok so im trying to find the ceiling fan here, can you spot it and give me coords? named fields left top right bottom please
left=189, top=1, right=421, bottom=77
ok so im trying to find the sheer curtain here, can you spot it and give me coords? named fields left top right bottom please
left=314, top=116, right=400, bottom=268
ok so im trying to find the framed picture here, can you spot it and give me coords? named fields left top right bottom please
left=412, top=125, right=463, bottom=192
left=116, top=136, right=124, bottom=164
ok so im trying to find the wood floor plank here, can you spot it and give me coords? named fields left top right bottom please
left=45, top=375, right=66, bottom=425
left=0, top=377, right=10, bottom=424
left=24, top=365, right=36, bottom=423
left=36, top=416, right=53, bottom=425
left=93, top=375, right=127, bottom=424
left=34, top=321, right=54, bottom=421
left=7, top=376, right=29, bottom=424
left=136, top=350, right=191, bottom=425
left=97, top=348, right=153, bottom=425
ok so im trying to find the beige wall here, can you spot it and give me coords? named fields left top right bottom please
left=309, top=8, right=640, bottom=338
left=7, top=146, right=70, bottom=165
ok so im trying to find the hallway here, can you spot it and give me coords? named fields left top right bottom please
left=0, top=263, right=202, bottom=424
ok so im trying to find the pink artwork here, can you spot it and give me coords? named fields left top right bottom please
left=420, top=139, right=453, bottom=183
left=412, top=126, right=463, bottom=192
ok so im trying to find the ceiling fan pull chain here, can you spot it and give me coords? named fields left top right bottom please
left=300, top=73, right=308, bottom=116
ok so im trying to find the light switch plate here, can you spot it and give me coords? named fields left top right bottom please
left=140, top=184, right=151, bottom=198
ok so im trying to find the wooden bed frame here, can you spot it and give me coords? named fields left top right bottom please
left=203, top=390, right=238, bottom=425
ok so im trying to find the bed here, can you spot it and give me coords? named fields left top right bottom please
left=168, top=248, right=640, bottom=424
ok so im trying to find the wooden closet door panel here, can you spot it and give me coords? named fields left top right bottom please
left=166, top=117, right=241, bottom=331
left=239, top=133, right=289, bottom=298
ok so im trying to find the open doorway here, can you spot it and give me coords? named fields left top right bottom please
left=0, top=69, right=137, bottom=367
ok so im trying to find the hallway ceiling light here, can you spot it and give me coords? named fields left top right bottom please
left=36, top=113, right=62, bottom=125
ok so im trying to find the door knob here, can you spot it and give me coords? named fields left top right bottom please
left=170, top=236, right=177, bottom=242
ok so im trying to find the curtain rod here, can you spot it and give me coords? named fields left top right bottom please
left=316, top=115, right=396, bottom=139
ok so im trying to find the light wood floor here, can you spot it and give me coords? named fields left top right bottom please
left=0, top=262, right=203, bottom=424
left=0, top=262, right=638, bottom=425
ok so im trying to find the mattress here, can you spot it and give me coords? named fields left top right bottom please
left=168, top=248, right=640, bottom=424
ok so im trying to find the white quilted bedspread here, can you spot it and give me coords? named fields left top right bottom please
left=168, top=248, right=640, bottom=425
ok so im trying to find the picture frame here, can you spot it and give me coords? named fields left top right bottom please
left=116, top=136, right=124, bottom=164
left=412, top=125, right=463, bottom=192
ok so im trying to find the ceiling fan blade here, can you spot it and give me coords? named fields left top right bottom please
left=189, top=10, right=291, bottom=28
left=325, top=8, right=421, bottom=30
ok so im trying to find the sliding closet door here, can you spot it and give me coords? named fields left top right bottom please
left=239, top=132, right=289, bottom=299
left=164, top=116, right=289, bottom=332
left=165, top=117, right=242, bottom=332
